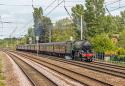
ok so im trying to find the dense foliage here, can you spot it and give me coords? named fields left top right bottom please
left=33, top=7, right=52, bottom=43
left=51, top=18, right=77, bottom=42
left=90, top=34, right=117, bottom=52
left=118, top=29, right=125, bottom=48
left=0, top=36, right=28, bottom=49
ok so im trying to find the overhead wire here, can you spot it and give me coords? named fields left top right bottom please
left=0, top=4, right=39, bottom=7
left=46, top=0, right=64, bottom=16
left=45, top=0, right=85, bottom=17
left=44, top=0, right=57, bottom=11
left=9, top=26, right=18, bottom=38
left=109, top=5, right=125, bottom=12
left=32, top=0, right=34, bottom=8
left=0, top=16, right=3, bottom=36
left=44, top=0, right=123, bottom=16
left=105, top=0, right=122, bottom=6
left=63, top=0, right=73, bottom=20
left=16, top=19, right=33, bottom=37
left=105, top=0, right=125, bottom=12
left=11, top=0, right=35, bottom=37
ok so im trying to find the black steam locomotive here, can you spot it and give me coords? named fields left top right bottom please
left=16, top=40, right=94, bottom=62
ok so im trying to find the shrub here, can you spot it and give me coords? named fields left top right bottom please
left=117, top=48, right=125, bottom=55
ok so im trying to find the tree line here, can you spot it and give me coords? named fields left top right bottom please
left=27, top=0, right=125, bottom=53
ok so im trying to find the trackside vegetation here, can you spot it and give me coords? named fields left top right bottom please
left=0, top=53, right=5, bottom=86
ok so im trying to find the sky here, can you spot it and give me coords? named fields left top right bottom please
left=0, top=0, right=125, bottom=39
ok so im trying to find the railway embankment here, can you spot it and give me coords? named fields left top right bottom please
left=0, top=52, right=5, bottom=86
left=1, top=51, right=32, bottom=86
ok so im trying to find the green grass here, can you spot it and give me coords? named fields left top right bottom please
left=0, top=81, right=4, bottom=86
left=108, top=60, right=125, bottom=67
left=96, top=59, right=125, bottom=67
left=0, top=54, right=5, bottom=86
left=0, top=73, right=4, bottom=80
left=115, top=63, right=125, bottom=67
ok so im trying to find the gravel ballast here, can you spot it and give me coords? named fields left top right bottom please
left=22, top=53, right=125, bottom=86
left=2, top=52, right=32, bottom=86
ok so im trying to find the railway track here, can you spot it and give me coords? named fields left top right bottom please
left=6, top=52, right=57, bottom=86
left=6, top=51, right=112, bottom=86
left=45, top=55, right=125, bottom=79
left=92, top=61, right=125, bottom=70
left=15, top=51, right=125, bottom=79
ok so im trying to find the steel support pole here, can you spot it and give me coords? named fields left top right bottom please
left=49, top=28, right=51, bottom=43
left=37, top=40, right=38, bottom=56
left=36, top=36, right=39, bottom=56
left=81, top=15, right=83, bottom=40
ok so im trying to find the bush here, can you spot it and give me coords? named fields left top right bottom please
left=117, top=48, right=125, bottom=55
left=111, top=55, right=125, bottom=62
left=117, top=55, right=125, bottom=61
left=91, top=34, right=117, bottom=52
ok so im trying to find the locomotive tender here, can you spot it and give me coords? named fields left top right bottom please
left=16, top=40, right=94, bottom=62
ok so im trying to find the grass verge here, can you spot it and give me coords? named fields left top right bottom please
left=0, top=52, right=5, bottom=86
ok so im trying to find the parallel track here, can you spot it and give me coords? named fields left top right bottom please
left=44, top=55, right=125, bottom=79
left=92, top=61, right=125, bottom=70
left=11, top=51, right=113, bottom=86
left=6, top=52, right=57, bottom=86
left=16, top=51, right=125, bottom=79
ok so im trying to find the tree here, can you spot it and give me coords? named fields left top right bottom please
left=121, top=10, right=125, bottom=24
left=52, top=18, right=77, bottom=42
left=71, top=4, right=86, bottom=40
left=118, top=29, right=125, bottom=48
left=27, top=27, right=35, bottom=43
left=101, top=16, right=119, bottom=33
left=71, top=4, right=84, bottom=24
left=41, top=16, right=52, bottom=42
left=33, top=7, right=43, bottom=42
left=120, top=10, right=125, bottom=31
left=33, top=7, right=52, bottom=43
left=85, top=0, right=105, bottom=37
left=91, top=34, right=117, bottom=52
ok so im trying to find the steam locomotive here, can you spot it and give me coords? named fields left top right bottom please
left=16, top=40, right=94, bottom=62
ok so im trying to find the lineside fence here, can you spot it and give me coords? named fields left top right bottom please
left=93, top=52, right=125, bottom=65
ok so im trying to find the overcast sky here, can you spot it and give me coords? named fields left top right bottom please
left=0, top=0, right=125, bottom=39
